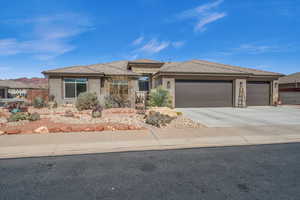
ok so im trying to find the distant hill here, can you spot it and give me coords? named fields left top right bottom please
left=10, top=77, right=48, bottom=88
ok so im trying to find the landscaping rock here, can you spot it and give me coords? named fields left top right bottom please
left=145, top=111, right=176, bottom=127
left=34, top=126, right=49, bottom=134
left=60, top=126, right=72, bottom=132
left=104, top=125, right=116, bottom=131
left=5, top=129, right=21, bottom=135
left=64, top=110, right=74, bottom=117
left=95, top=125, right=104, bottom=131
left=83, top=127, right=95, bottom=132
left=147, top=107, right=178, bottom=118
left=48, top=127, right=61, bottom=133
left=71, top=127, right=84, bottom=132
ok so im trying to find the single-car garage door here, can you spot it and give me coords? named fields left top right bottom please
left=280, top=92, right=300, bottom=105
left=175, top=80, right=233, bottom=108
left=247, top=81, right=270, bottom=106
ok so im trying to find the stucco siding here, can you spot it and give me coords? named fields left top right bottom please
left=49, top=77, right=63, bottom=104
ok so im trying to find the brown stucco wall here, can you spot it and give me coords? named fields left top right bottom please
left=49, top=76, right=63, bottom=104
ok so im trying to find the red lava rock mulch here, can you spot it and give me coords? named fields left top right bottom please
left=0, top=118, right=145, bottom=135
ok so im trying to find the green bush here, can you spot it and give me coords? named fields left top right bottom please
left=33, top=97, right=46, bottom=108
left=28, top=112, right=40, bottom=121
left=75, top=92, right=99, bottom=111
left=8, top=112, right=29, bottom=122
left=148, top=86, right=172, bottom=108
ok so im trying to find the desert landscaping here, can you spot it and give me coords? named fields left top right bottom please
left=0, top=88, right=202, bottom=135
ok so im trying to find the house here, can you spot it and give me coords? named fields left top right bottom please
left=42, top=59, right=283, bottom=108
left=279, top=72, right=300, bottom=105
left=0, top=80, right=47, bottom=100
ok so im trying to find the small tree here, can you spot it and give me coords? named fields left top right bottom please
left=32, top=97, right=46, bottom=108
left=148, top=86, right=172, bottom=108
left=75, top=92, right=99, bottom=111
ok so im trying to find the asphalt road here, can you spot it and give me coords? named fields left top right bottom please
left=1, top=143, right=300, bottom=200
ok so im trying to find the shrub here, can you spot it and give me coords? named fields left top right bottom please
left=104, top=96, right=130, bottom=108
left=145, top=111, right=175, bottom=127
left=148, top=86, right=172, bottom=108
left=92, top=104, right=103, bottom=118
left=75, top=92, right=99, bottom=111
left=49, top=94, right=55, bottom=102
left=33, top=97, right=46, bottom=108
left=104, top=96, right=114, bottom=109
left=176, top=112, right=183, bottom=116
left=28, top=112, right=40, bottom=121
left=8, top=112, right=29, bottom=122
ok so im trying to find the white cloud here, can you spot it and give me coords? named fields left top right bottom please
left=172, top=41, right=185, bottom=48
left=176, top=0, right=226, bottom=32
left=138, top=39, right=170, bottom=54
left=132, top=36, right=144, bottom=46
left=0, top=13, right=93, bottom=60
left=195, top=12, right=226, bottom=32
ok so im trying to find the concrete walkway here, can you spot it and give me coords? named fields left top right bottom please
left=1, top=125, right=300, bottom=159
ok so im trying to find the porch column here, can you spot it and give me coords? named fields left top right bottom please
left=162, top=78, right=175, bottom=108
left=271, top=80, right=279, bottom=105
left=234, top=79, right=247, bottom=107
left=130, top=79, right=139, bottom=108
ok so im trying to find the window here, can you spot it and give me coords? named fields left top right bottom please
left=64, top=78, right=87, bottom=98
left=110, top=79, right=129, bottom=95
left=138, top=76, right=149, bottom=91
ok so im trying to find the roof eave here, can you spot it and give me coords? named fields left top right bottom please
left=154, top=71, right=283, bottom=78
left=42, top=72, right=105, bottom=77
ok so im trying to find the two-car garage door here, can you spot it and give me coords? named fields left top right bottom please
left=175, top=80, right=270, bottom=108
left=175, top=80, right=233, bottom=108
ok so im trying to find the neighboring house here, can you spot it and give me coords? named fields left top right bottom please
left=42, top=59, right=283, bottom=108
left=279, top=72, right=300, bottom=105
left=0, top=80, right=47, bottom=100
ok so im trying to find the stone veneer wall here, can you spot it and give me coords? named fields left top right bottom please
left=162, top=78, right=175, bottom=108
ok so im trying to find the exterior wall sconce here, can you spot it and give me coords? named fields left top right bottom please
left=167, top=81, right=171, bottom=89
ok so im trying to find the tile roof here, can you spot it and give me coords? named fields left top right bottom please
left=159, top=60, right=282, bottom=76
left=0, top=80, right=41, bottom=89
left=43, top=59, right=282, bottom=77
left=279, top=72, right=300, bottom=84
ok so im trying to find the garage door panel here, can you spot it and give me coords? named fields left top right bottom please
left=247, top=81, right=270, bottom=106
left=175, top=80, right=233, bottom=108
left=280, top=92, right=300, bottom=105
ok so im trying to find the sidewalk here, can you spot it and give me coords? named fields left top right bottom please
left=1, top=125, right=300, bottom=159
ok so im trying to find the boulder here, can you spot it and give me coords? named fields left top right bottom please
left=60, top=126, right=72, bottom=132
left=83, top=127, right=95, bottom=132
left=115, top=124, right=129, bottom=130
left=48, top=127, right=62, bottom=133
left=71, top=126, right=84, bottom=132
left=34, top=126, right=49, bottom=134
left=95, top=125, right=104, bottom=131
left=6, top=129, right=21, bottom=135
left=104, top=125, right=116, bottom=131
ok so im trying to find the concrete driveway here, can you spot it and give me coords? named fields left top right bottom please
left=177, top=106, right=300, bottom=127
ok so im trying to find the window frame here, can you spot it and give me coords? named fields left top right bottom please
left=63, top=78, right=88, bottom=99
left=138, top=76, right=150, bottom=91
left=109, top=79, right=129, bottom=96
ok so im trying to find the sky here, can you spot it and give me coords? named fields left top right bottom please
left=0, top=0, right=299, bottom=78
